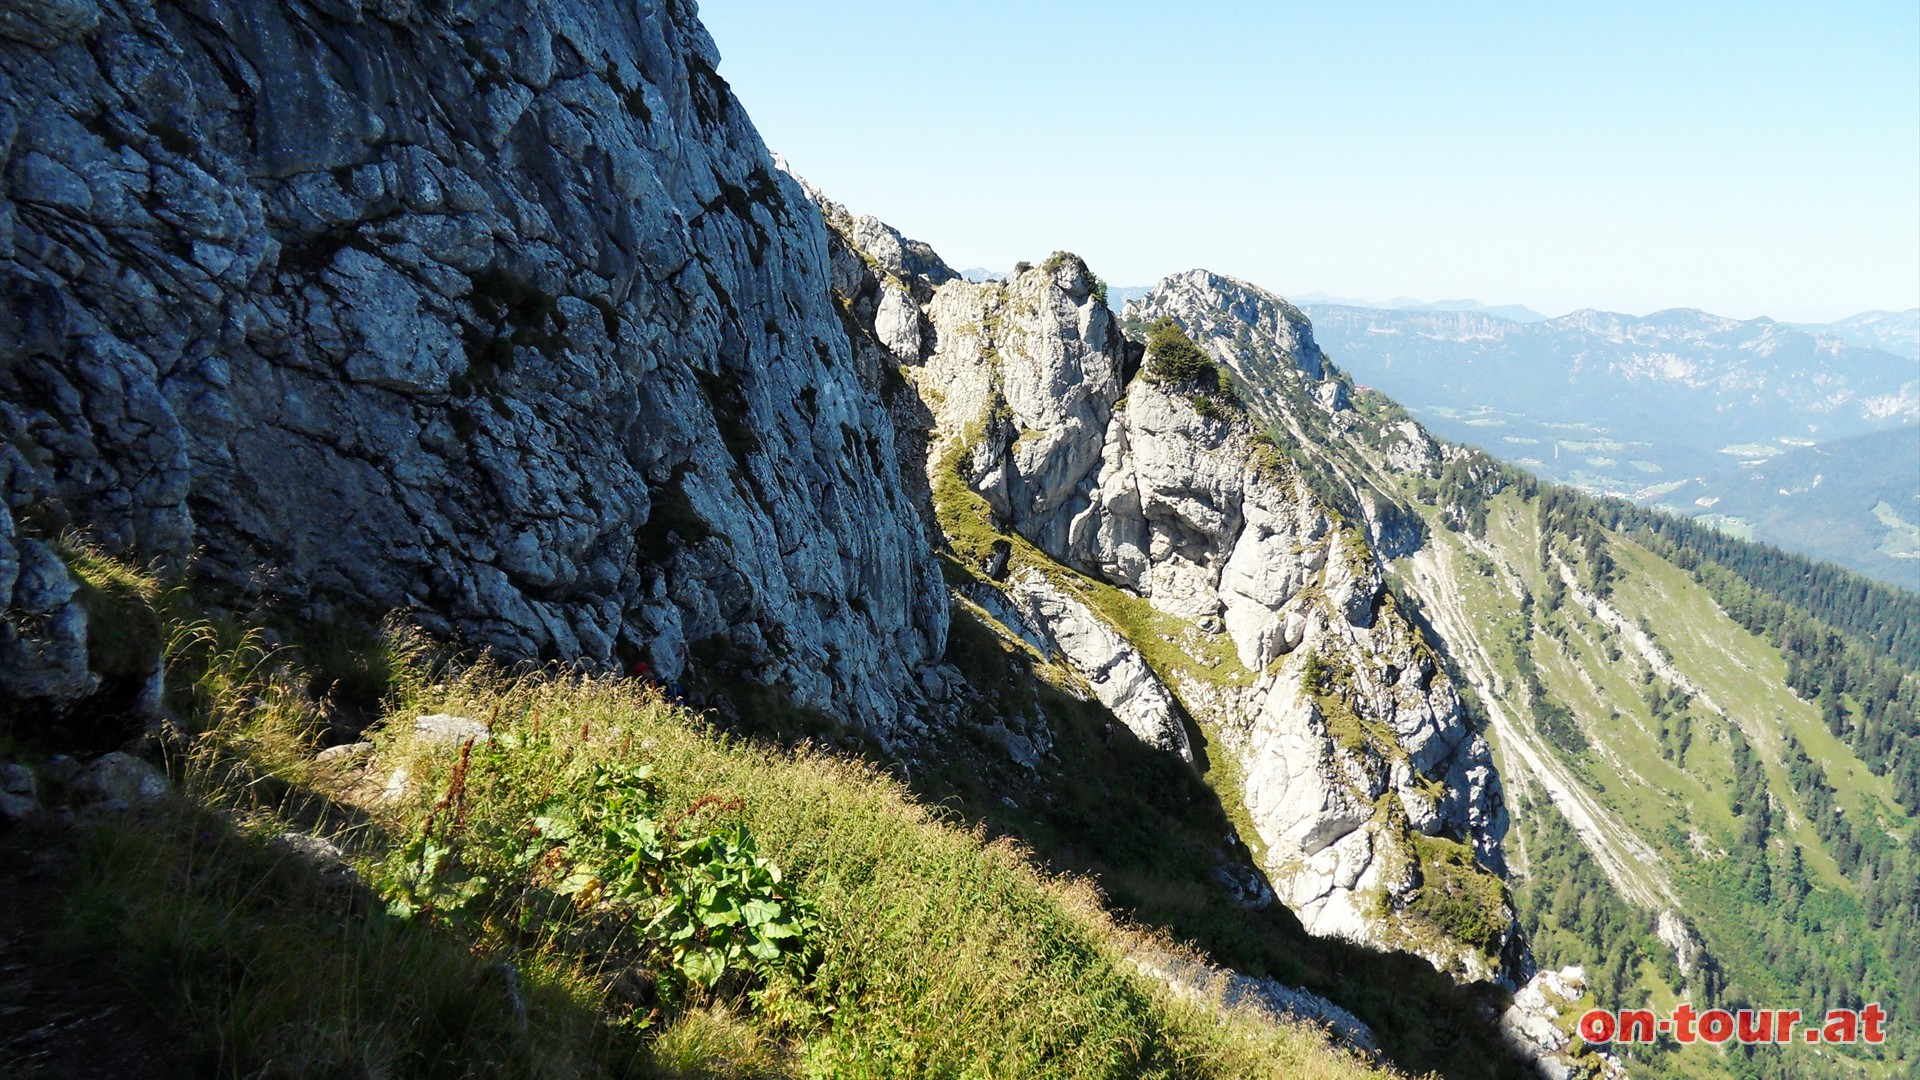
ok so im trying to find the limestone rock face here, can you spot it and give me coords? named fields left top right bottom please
left=1130, top=945, right=1379, bottom=1053
left=1128, top=269, right=1326, bottom=383
left=1655, top=909, right=1707, bottom=981
left=0, top=0, right=101, bottom=50
left=0, top=525, right=96, bottom=703
left=999, top=571, right=1191, bottom=760
left=0, top=0, right=946, bottom=728
left=1122, top=274, right=1512, bottom=975
left=1499, top=967, right=1629, bottom=1080
left=814, top=199, right=1514, bottom=974
left=0, top=760, right=38, bottom=823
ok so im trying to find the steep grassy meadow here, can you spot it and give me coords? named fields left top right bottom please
left=1319, top=402, right=1916, bottom=1080
left=10, top=553, right=1400, bottom=1080
left=1399, top=484, right=1916, bottom=1080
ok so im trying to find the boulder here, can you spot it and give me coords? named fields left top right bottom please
left=272, top=831, right=359, bottom=893
left=0, top=761, right=39, bottom=824
left=73, top=752, right=167, bottom=809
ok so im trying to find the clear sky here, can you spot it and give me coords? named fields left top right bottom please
left=699, top=1, right=1919, bottom=323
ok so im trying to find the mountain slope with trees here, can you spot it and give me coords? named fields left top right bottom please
left=1139, top=276, right=1917, bottom=1080
left=1301, top=302, right=1920, bottom=589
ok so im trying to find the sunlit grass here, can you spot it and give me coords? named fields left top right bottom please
left=41, top=555, right=1394, bottom=1080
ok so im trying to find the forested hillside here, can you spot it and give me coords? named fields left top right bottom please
left=1409, top=455, right=1918, bottom=1080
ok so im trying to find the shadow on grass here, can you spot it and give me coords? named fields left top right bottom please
left=45, top=793, right=659, bottom=1080
left=715, top=603, right=1537, bottom=1080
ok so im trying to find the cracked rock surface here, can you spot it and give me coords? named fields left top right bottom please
left=0, top=0, right=946, bottom=730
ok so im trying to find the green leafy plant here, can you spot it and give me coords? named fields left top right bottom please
left=384, top=833, right=492, bottom=922
left=385, top=755, right=818, bottom=1006
left=383, top=736, right=492, bottom=923
left=640, top=820, right=819, bottom=992
left=586, top=774, right=819, bottom=996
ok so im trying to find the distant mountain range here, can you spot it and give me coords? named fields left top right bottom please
left=1112, top=287, right=1919, bottom=357
left=1786, top=308, right=1920, bottom=359
left=1290, top=291, right=1551, bottom=323
left=1290, top=301, right=1920, bottom=590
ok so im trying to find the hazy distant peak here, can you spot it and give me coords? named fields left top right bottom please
left=1414, top=299, right=1550, bottom=322
left=1790, top=308, right=1920, bottom=360
left=1293, top=291, right=1550, bottom=323
left=1622, top=308, right=1754, bottom=335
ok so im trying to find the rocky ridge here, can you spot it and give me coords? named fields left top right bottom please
left=1498, top=966, right=1627, bottom=1080
left=811, top=193, right=1516, bottom=977
left=1161, top=274, right=1920, bottom=1080
left=0, top=0, right=947, bottom=731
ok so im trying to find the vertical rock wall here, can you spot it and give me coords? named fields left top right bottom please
left=0, top=0, right=946, bottom=728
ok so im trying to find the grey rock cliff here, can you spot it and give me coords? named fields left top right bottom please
left=1124, top=273, right=1511, bottom=973
left=810, top=188, right=1515, bottom=975
left=0, top=0, right=946, bottom=728
left=1498, top=966, right=1628, bottom=1080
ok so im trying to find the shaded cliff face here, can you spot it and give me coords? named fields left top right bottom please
left=0, top=0, right=945, bottom=725
left=807, top=189, right=1515, bottom=976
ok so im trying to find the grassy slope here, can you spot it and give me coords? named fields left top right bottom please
left=1390, top=485, right=1910, bottom=1080
left=18, top=553, right=1399, bottom=1080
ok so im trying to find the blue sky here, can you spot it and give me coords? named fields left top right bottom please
left=700, top=2, right=1919, bottom=322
